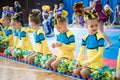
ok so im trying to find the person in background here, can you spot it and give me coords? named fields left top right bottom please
left=104, top=0, right=113, bottom=26
left=14, top=1, right=24, bottom=27
left=111, top=3, right=120, bottom=26
left=53, top=4, right=58, bottom=16
left=2, top=6, right=7, bottom=18
left=10, top=7, right=15, bottom=16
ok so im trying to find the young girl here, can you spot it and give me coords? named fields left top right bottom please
left=2, top=13, right=14, bottom=47
left=29, top=9, right=51, bottom=54
left=73, top=10, right=104, bottom=75
left=84, top=0, right=112, bottom=48
left=11, top=13, right=33, bottom=50
left=45, top=14, right=76, bottom=70
left=27, top=9, right=51, bottom=63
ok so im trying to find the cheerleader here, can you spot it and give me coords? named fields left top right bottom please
left=11, top=13, right=33, bottom=50
left=2, top=13, right=14, bottom=47
left=24, top=9, right=52, bottom=63
left=73, top=10, right=105, bottom=76
left=45, top=14, right=76, bottom=70
left=85, top=0, right=112, bottom=48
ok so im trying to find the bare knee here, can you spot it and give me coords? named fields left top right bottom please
left=45, top=57, right=56, bottom=68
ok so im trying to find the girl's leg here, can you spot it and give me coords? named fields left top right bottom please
left=27, top=53, right=38, bottom=63
left=45, top=55, right=56, bottom=68
left=24, top=52, right=35, bottom=62
left=116, top=70, right=120, bottom=80
left=98, top=21, right=112, bottom=48
left=111, top=17, right=117, bottom=27
left=51, top=57, right=63, bottom=70
left=73, top=64, right=82, bottom=76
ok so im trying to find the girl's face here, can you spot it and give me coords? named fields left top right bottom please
left=11, top=20, right=20, bottom=29
left=55, top=21, right=67, bottom=33
left=2, top=17, right=10, bottom=27
left=85, top=19, right=98, bottom=35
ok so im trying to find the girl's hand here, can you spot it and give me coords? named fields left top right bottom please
left=55, top=42, right=62, bottom=47
left=52, top=43, right=56, bottom=48
left=74, top=61, right=80, bottom=69
left=52, top=42, right=62, bottom=48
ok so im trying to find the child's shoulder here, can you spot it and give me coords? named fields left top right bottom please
left=21, top=27, right=27, bottom=33
left=8, top=26, right=13, bottom=30
left=96, top=32, right=104, bottom=40
left=82, top=34, right=89, bottom=41
left=66, top=30, right=74, bottom=37
left=37, top=28, right=45, bottom=35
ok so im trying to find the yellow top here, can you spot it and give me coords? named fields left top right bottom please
left=3, top=26, right=14, bottom=47
left=0, top=24, right=3, bottom=36
left=117, top=48, right=120, bottom=71
left=15, top=27, right=33, bottom=50
left=77, top=32, right=104, bottom=69
left=33, top=28, right=51, bottom=55
left=56, top=30, right=76, bottom=60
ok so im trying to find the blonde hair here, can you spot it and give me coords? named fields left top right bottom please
left=54, top=14, right=66, bottom=25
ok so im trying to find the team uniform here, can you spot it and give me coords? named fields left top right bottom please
left=33, top=28, right=51, bottom=54
left=77, top=32, right=104, bottom=69
left=56, top=30, right=76, bottom=60
left=3, top=26, right=14, bottom=47
left=15, top=27, right=33, bottom=50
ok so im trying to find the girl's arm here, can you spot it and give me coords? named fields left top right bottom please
left=14, top=36, right=18, bottom=46
left=84, top=1, right=96, bottom=11
left=2, top=29, right=13, bottom=42
left=42, top=40, right=51, bottom=54
left=117, top=49, right=120, bottom=71
left=59, top=42, right=76, bottom=51
left=2, top=35, right=13, bottom=42
left=77, top=46, right=86, bottom=62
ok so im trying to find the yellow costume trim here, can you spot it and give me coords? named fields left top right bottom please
left=0, top=18, right=2, bottom=23
left=117, top=48, right=120, bottom=71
